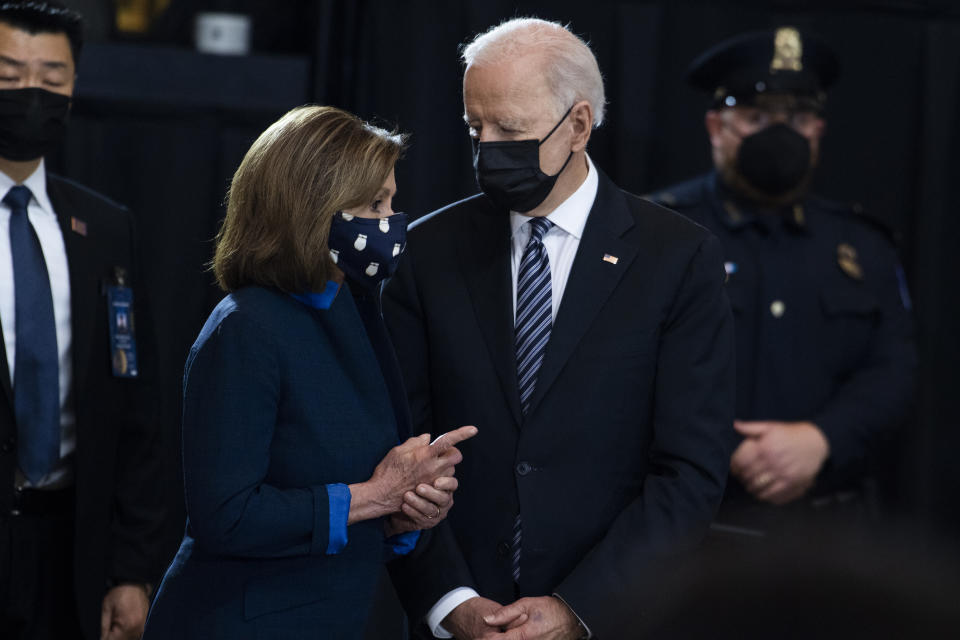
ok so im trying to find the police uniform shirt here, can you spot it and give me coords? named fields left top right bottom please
left=650, top=172, right=916, bottom=494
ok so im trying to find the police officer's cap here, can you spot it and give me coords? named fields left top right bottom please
left=687, top=27, right=840, bottom=110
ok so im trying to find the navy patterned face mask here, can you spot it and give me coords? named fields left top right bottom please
left=328, top=211, right=408, bottom=287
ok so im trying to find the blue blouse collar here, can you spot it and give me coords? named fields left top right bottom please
left=290, top=280, right=341, bottom=309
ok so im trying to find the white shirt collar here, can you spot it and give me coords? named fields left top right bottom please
left=510, top=153, right=598, bottom=240
left=0, top=159, right=54, bottom=217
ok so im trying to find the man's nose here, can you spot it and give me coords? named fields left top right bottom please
left=769, top=111, right=791, bottom=125
left=479, top=129, right=504, bottom=143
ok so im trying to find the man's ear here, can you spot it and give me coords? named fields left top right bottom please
left=813, top=116, right=826, bottom=140
left=705, top=110, right=724, bottom=147
left=570, top=100, right=594, bottom=152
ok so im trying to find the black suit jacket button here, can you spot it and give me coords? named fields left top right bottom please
left=1, top=437, right=14, bottom=452
left=516, top=462, right=531, bottom=476
left=497, top=541, right=511, bottom=557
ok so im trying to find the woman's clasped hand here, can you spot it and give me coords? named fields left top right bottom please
left=350, top=425, right=478, bottom=534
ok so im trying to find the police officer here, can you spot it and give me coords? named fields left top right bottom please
left=650, top=27, right=916, bottom=534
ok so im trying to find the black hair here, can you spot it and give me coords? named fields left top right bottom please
left=0, top=2, right=83, bottom=65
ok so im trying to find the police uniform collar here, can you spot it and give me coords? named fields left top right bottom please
left=711, top=172, right=809, bottom=233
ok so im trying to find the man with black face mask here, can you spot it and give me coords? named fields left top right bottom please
left=385, top=17, right=735, bottom=640
left=650, top=28, right=916, bottom=537
left=0, top=3, right=163, bottom=640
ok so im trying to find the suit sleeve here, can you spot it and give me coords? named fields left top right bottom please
left=813, top=242, right=917, bottom=481
left=181, top=311, right=332, bottom=558
left=383, top=248, right=477, bottom=624
left=109, top=209, right=166, bottom=585
left=554, top=234, right=736, bottom=637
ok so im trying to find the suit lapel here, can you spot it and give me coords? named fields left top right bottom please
left=47, top=177, right=97, bottom=395
left=459, top=198, right=523, bottom=428
left=526, top=170, right=639, bottom=416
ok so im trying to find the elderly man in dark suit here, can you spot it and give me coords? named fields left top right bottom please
left=385, top=17, right=735, bottom=640
left=0, top=4, right=164, bottom=640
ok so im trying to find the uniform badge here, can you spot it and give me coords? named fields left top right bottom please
left=837, top=243, right=864, bottom=280
left=771, top=27, right=803, bottom=73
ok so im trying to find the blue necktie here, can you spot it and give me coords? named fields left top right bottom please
left=512, top=216, right=553, bottom=582
left=6, top=185, right=60, bottom=483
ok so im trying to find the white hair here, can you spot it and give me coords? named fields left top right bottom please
left=462, top=17, right=607, bottom=127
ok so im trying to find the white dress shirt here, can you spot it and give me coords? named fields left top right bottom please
left=0, top=160, right=76, bottom=489
left=426, top=155, right=599, bottom=638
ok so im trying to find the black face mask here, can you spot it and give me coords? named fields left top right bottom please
left=735, top=123, right=812, bottom=197
left=0, top=88, right=71, bottom=161
left=473, top=105, right=574, bottom=212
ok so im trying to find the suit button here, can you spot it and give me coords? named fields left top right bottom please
left=516, top=462, right=531, bottom=476
left=1, top=437, right=14, bottom=452
left=497, top=541, right=511, bottom=557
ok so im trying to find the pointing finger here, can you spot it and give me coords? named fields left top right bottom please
left=431, top=425, right=478, bottom=452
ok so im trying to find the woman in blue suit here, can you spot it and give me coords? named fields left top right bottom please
left=143, top=106, right=476, bottom=639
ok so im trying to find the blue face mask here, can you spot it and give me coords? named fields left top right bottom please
left=328, top=211, right=408, bottom=288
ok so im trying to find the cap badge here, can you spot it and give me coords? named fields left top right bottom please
left=771, top=27, right=803, bottom=73
left=837, top=243, right=864, bottom=280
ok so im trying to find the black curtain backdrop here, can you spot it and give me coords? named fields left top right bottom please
left=52, top=0, right=960, bottom=571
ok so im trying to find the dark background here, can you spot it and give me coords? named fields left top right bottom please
left=51, top=0, right=960, bottom=567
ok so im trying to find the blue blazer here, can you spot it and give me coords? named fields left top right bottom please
left=144, top=286, right=404, bottom=639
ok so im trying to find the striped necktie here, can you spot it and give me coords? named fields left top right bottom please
left=6, top=185, right=60, bottom=484
left=512, top=216, right=553, bottom=582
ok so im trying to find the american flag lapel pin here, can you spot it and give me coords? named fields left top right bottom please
left=70, top=216, right=87, bottom=236
left=602, top=253, right=619, bottom=265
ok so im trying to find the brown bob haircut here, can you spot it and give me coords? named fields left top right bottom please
left=213, top=105, right=407, bottom=293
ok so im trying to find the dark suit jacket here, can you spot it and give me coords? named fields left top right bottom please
left=383, top=168, right=736, bottom=637
left=0, top=173, right=165, bottom=639
left=144, top=286, right=408, bottom=639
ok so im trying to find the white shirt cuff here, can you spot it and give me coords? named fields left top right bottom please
left=426, top=587, right=480, bottom=638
